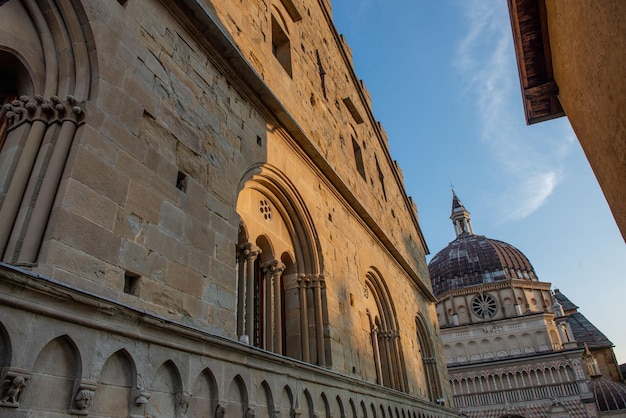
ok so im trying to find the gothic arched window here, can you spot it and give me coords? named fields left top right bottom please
left=364, top=270, right=408, bottom=392
left=235, top=167, right=327, bottom=366
left=415, top=314, right=444, bottom=404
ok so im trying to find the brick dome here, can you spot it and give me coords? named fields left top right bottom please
left=428, top=233, right=538, bottom=297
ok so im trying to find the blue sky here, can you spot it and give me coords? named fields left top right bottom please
left=331, top=0, right=626, bottom=363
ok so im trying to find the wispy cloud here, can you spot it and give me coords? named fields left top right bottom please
left=454, top=2, right=574, bottom=222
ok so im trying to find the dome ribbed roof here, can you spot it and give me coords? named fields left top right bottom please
left=428, top=233, right=538, bottom=297
left=589, top=378, right=626, bottom=412
left=429, top=191, right=539, bottom=297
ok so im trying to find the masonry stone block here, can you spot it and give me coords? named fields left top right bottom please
left=70, top=147, right=129, bottom=205
left=159, top=200, right=186, bottom=239
left=51, top=209, right=122, bottom=267
left=145, top=224, right=186, bottom=266
left=62, top=178, right=117, bottom=230
left=126, top=179, right=163, bottom=225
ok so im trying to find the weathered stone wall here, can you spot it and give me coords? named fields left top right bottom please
left=212, top=0, right=430, bottom=274
left=0, top=0, right=454, bottom=413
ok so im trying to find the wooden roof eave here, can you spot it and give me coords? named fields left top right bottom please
left=507, top=0, right=565, bottom=125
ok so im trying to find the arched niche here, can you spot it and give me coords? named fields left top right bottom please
left=360, top=400, right=368, bottom=418
left=0, top=321, right=11, bottom=374
left=333, top=395, right=345, bottom=418
left=189, top=368, right=218, bottom=418
left=257, top=380, right=274, bottom=418
left=348, top=398, right=357, bottom=418
left=226, top=374, right=248, bottom=418
left=21, top=335, right=81, bottom=413
left=91, top=349, right=136, bottom=417
left=146, top=360, right=183, bottom=418
left=370, top=402, right=377, bottom=418
left=319, top=392, right=330, bottom=418
left=302, top=388, right=314, bottom=418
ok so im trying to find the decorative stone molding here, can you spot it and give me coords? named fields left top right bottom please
left=3, top=95, right=84, bottom=130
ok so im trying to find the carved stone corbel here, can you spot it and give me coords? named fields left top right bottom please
left=128, top=387, right=151, bottom=418
left=176, top=391, right=191, bottom=416
left=0, top=371, right=29, bottom=408
left=215, top=403, right=227, bottom=418
left=71, top=385, right=96, bottom=415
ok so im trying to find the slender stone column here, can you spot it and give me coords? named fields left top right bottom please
left=312, top=275, right=326, bottom=366
left=236, top=245, right=247, bottom=338
left=18, top=97, right=83, bottom=264
left=367, top=310, right=383, bottom=384
left=272, top=262, right=285, bottom=355
left=390, top=331, right=406, bottom=392
left=0, top=97, right=50, bottom=259
left=0, top=119, right=30, bottom=203
left=297, top=274, right=310, bottom=362
left=262, top=262, right=273, bottom=349
left=245, top=245, right=261, bottom=344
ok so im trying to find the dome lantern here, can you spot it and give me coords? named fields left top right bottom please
left=428, top=190, right=538, bottom=297
left=450, top=189, right=473, bottom=237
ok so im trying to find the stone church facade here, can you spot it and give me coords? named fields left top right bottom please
left=0, top=0, right=456, bottom=417
left=427, top=192, right=624, bottom=418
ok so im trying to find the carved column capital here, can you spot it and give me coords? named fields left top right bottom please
left=3, top=95, right=85, bottom=129
left=262, top=259, right=286, bottom=277
left=297, top=274, right=311, bottom=286
left=310, top=274, right=325, bottom=288
left=239, top=243, right=261, bottom=261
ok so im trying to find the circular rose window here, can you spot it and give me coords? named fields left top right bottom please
left=472, top=294, right=497, bottom=319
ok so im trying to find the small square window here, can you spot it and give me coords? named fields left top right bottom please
left=271, top=15, right=292, bottom=76
left=176, top=171, right=187, bottom=192
left=352, top=137, right=366, bottom=180
left=123, top=271, right=140, bottom=296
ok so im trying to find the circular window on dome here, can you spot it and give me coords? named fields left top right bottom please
left=472, top=294, right=497, bottom=319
